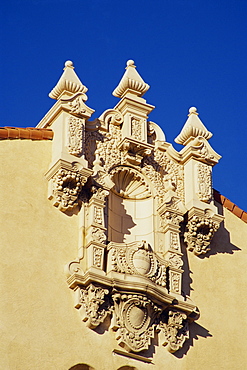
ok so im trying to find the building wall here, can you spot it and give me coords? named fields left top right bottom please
left=1, top=140, right=247, bottom=370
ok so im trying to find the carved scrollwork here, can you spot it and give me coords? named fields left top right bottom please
left=91, top=227, right=106, bottom=244
left=108, top=241, right=167, bottom=287
left=160, top=311, right=189, bottom=353
left=161, top=211, right=184, bottom=229
left=79, top=284, right=110, bottom=329
left=112, top=292, right=161, bottom=352
left=184, top=215, right=220, bottom=255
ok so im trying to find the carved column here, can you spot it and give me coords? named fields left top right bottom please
left=85, top=187, right=109, bottom=273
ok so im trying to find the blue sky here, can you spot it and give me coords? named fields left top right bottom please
left=1, top=0, right=247, bottom=211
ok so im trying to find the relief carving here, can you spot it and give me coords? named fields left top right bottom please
left=108, top=241, right=167, bottom=287
left=184, top=215, right=220, bottom=255
left=67, top=117, right=84, bottom=157
left=131, top=117, right=143, bottom=141
left=160, top=311, right=189, bottom=353
left=197, top=163, right=212, bottom=203
left=79, top=284, right=110, bottom=329
left=52, top=168, right=87, bottom=211
left=112, top=292, right=161, bottom=352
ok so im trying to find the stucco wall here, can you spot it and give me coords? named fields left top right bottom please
left=1, top=140, right=246, bottom=370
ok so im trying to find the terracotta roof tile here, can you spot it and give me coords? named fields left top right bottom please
left=0, top=127, right=53, bottom=140
left=241, top=212, right=247, bottom=223
left=213, top=189, right=247, bottom=224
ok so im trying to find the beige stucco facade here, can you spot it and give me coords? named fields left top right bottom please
left=1, top=61, right=246, bottom=370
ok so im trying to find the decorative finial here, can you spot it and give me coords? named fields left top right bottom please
left=64, top=60, right=74, bottom=69
left=113, top=60, right=149, bottom=98
left=49, top=60, right=88, bottom=100
left=188, top=107, right=198, bottom=116
left=174, top=106, right=212, bottom=145
left=126, top=60, right=136, bottom=68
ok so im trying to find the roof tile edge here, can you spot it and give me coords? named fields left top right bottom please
left=0, top=127, right=53, bottom=141
left=213, top=189, right=247, bottom=223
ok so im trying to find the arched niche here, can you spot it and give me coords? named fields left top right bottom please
left=68, top=364, right=95, bottom=370
left=108, top=166, right=154, bottom=248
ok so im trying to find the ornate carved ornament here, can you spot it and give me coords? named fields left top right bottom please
left=107, top=241, right=167, bottom=288
left=45, top=160, right=92, bottom=212
left=159, top=310, right=189, bottom=353
left=184, top=212, right=222, bottom=255
left=118, top=137, right=153, bottom=166
left=110, top=166, right=151, bottom=200
left=179, top=136, right=221, bottom=165
left=197, top=163, right=212, bottom=203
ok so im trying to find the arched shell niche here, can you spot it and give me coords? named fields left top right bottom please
left=108, top=167, right=154, bottom=247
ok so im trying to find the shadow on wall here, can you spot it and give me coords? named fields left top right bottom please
left=199, top=219, right=241, bottom=258
left=174, top=321, right=212, bottom=359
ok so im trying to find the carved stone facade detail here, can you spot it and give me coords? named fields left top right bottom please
left=197, top=163, right=212, bottom=203
left=78, top=284, right=110, bottom=329
left=51, top=167, right=88, bottom=212
left=160, top=311, right=189, bottom=353
left=108, top=241, right=167, bottom=287
left=67, top=117, right=84, bottom=157
left=112, top=292, right=160, bottom=352
left=42, top=60, right=224, bottom=355
left=131, top=117, right=142, bottom=141
left=184, top=214, right=220, bottom=255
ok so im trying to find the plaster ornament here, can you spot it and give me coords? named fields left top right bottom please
left=98, top=109, right=124, bottom=131
left=108, top=241, right=167, bottom=287
left=118, top=138, right=153, bottom=166
left=79, top=284, right=110, bottom=329
left=175, top=107, right=212, bottom=146
left=67, top=116, right=84, bottom=157
left=110, top=166, right=151, bottom=200
left=184, top=214, right=220, bottom=255
left=49, top=60, right=88, bottom=100
left=51, top=168, right=88, bottom=212
left=197, top=163, right=212, bottom=203
left=112, top=292, right=160, bottom=352
left=160, top=311, right=189, bottom=353
left=113, top=60, right=150, bottom=98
